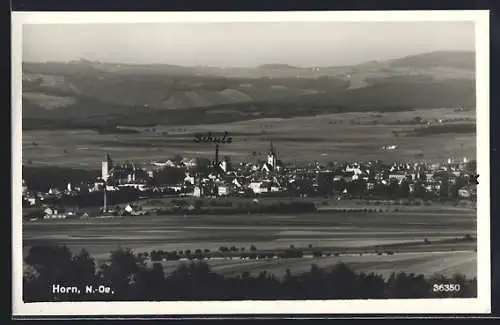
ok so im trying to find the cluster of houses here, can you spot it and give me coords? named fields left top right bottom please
left=23, top=203, right=146, bottom=221
left=173, top=146, right=476, bottom=200
left=22, top=141, right=477, bottom=212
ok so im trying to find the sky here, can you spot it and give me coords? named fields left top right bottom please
left=22, top=21, right=475, bottom=67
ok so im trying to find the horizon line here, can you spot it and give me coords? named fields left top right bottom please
left=21, top=49, right=475, bottom=70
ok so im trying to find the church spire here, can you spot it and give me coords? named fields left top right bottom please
left=269, top=140, right=275, bottom=155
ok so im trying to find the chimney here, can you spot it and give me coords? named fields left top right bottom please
left=215, top=144, right=220, bottom=165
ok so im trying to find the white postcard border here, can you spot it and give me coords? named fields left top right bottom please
left=11, top=10, right=491, bottom=316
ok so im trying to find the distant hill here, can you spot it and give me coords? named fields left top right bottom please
left=257, top=64, right=300, bottom=69
left=388, top=51, right=475, bottom=69
left=21, top=50, right=475, bottom=130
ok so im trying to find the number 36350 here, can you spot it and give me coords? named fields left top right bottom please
left=433, top=284, right=461, bottom=292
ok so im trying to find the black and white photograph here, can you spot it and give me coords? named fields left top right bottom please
left=12, top=11, right=490, bottom=315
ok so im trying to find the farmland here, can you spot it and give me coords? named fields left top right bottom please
left=146, top=251, right=476, bottom=280
left=23, top=204, right=477, bottom=279
left=22, top=107, right=476, bottom=168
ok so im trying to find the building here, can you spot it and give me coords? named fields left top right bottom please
left=152, top=160, right=176, bottom=168
left=219, top=156, right=232, bottom=173
left=218, top=185, right=230, bottom=196
left=345, top=164, right=362, bottom=175
left=182, top=158, right=198, bottom=169
left=267, top=141, right=277, bottom=168
left=43, top=207, right=67, bottom=219
left=192, top=186, right=202, bottom=197
left=102, top=154, right=113, bottom=182
left=249, top=181, right=263, bottom=194
left=184, top=173, right=195, bottom=185
left=261, top=141, right=283, bottom=173
left=389, top=173, right=406, bottom=183
left=22, top=179, right=28, bottom=194
left=102, top=158, right=150, bottom=185
left=458, top=187, right=471, bottom=198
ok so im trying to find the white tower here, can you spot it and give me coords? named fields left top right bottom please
left=102, top=154, right=113, bottom=182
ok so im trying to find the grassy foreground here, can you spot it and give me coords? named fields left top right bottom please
left=23, top=245, right=476, bottom=302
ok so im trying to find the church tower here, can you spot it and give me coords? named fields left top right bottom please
left=102, top=154, right=113, bottom=182
left=267, top=141, right=277, bottom=168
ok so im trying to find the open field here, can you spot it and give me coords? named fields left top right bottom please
left=23, top=205, right=477, bottom=278
left=22, top=108, right=475, bottom=168
left=146, top=251, right=477, bottom=280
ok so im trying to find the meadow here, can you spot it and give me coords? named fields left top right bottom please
left=23, top=204, right=477, bottom=279
left=22, top=108, right=476, bottom=168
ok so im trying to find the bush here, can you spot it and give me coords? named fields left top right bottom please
left=312, top=249, right=323, bottom=258
left=151, top=251, right=164, bottom=261
left=250, top=245, right=257, bottom=252
left=166, top=251, right=180, bottom=261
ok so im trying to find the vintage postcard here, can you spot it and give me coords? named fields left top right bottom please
left=12, top=10, right=490, bottom=316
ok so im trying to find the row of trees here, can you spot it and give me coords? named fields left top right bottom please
left=23, top=245, right=476, bottom=302
left=148, top=243, right=404, bottom=262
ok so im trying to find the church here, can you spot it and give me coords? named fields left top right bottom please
left=101, top=153, right=148, bottom=186
left=261, top=141, right=284, bottom=173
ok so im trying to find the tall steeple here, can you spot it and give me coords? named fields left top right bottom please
left=269, top=140, right=275, bottom=155
left=267, top=140, right=277, bottom=168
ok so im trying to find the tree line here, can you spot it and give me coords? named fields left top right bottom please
left=23, top=245, right=476, bottom=302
